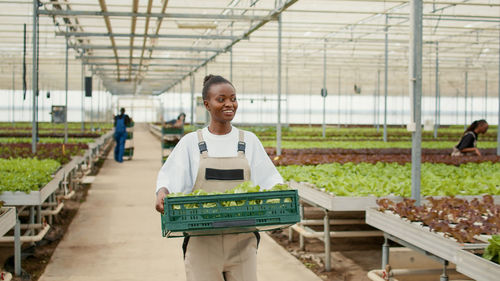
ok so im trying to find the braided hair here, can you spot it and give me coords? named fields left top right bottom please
left=465, top=119, right=487, bottom=134
left=202, top=75, right=234, bottom=100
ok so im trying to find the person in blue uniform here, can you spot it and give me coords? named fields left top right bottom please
left=113, top=108, right=131, bottom=162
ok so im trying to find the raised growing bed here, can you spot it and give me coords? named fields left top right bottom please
left=0, top=157, right=84, bottom=206
left=366, top=208, right=487, bottom=262
left=290, top=181, right=401, bottom=211
left=366, top=195, right=499, bottom=267
left=455, top=249, right=500, bottom=281
left=280, top=162, right=500, bottom=198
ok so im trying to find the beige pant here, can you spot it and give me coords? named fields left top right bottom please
left=184, top=233, right=258, bottom=281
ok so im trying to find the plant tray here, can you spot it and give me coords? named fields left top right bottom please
left=455, top=249, right=500, bottom=281
left=162, top=141, right=178, bottom=149
left=161, top=190, right=300, bottom=238
left=162, top=127, right=184, bottom=135
left=124, top=147, right=134, bottom=157
left=366, top=208, right=488, bottom=262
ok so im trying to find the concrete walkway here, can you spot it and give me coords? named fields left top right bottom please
left=39, top=124, right=320, bottom=281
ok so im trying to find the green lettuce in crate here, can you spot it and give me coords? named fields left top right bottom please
left=483, top=235, right=500, bottom=264
left=166, top=182, right=292, bottom=208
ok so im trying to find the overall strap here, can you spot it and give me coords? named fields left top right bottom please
left=237, top=130, right=246, bottom=154
left=196, top=130, right=208, bottom=155
left=465, top=131, right=476, bottom=140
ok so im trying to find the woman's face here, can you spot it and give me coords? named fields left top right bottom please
left=478, top=123, right=488, bottom=134
left=204, top=83, right=238, bottom=123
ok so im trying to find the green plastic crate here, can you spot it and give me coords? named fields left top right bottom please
left=161, top=190, right=300, bottom=238
left=126, top=132, right=133, bottom=139
left=123, top=147, right=134, bottom=157
left=162, top=127, right=184, bottom=135
left=162, top=140, right=179, bottom=149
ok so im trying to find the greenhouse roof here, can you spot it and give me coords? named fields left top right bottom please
left=0, top=0, right=499, bottom=97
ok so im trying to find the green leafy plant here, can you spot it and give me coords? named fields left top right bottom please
left=0, top=158, right=60, bottom=193
left=167, top=182, right=291, bottom=208
left=0, top=137, right=95, bottom=144
left=278, top=162, right=500, bottom=197
left=483, top=235, right=500, bottom=264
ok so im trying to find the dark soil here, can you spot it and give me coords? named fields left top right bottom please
left=265, top=148, right=499, bottom=166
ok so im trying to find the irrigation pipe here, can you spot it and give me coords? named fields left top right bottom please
left=0, top=224, right=50, bottom=243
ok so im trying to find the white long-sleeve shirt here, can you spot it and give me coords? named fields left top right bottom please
left=155, top=126, right=283, bottom=194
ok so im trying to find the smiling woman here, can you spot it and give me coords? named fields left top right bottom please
left=154, top=74, right=284, bottom=281
left=202, top=75, right=238, bottom=134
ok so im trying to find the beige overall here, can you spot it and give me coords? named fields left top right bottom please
left=183, top=129, right=259, bottom=281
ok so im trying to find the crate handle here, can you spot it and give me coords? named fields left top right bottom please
left=212, top=219, right=256, bottom=228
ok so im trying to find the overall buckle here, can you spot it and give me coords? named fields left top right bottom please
left=237, top=141, right=246, bottom=153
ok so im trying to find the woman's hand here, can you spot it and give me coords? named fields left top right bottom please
left=475, top=148, right=482, bottom=156
left=155, top=187, right=169, bottom=214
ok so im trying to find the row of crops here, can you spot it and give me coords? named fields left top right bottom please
left=0, top=121, right=114, bottom=277
left=179, top=123, right=500, bottom=200
left=232, top=125, right=500, bottom=274
left=0, top=122, right=112, bottom=194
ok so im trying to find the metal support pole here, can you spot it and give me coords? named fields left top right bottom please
left=322, top=39, right=327, bottom=138
left=377, top=69, right=380, bottom=131
left=338, top=69, right=341, bottom=128
left=190, top=74, right=194, bottom=125
left=324, top=210, right=331, bottom=271
left=465, top=70, right=468, bottom=130
left=286, top=65, right=289, bottom=126
left=261, top=67, right=264, bottom=123
left=90, top=78, right=94, bottom=131
left=97, top=78, right=101, bottom=126
left=382, top=235, right=389, bottom=269
left=373, top=71, right=376, bottom=128
left=11, top=65, right=15, bottom=126
left=440, top=261, right=449, bottom=281
left=31, top=0, right=39, bottom=154
left=14, top=211, right=21, bottom=275
left=81, top=63, right=85, bottom=132
left=230, top=21, right=233, bottom=82
left=383, top=14, right=389, bottom=142
left=298, top=203, right=304, bottom=248
left=434, top=42, right=439, bottom=139
left=497, top=25, right=500, bottom=156
left=485, top=73, right=488, bottom=120
left=276, top=14, right=282, bottom=156
left=29, top=206, right=35, bottom=234
left=410, top=0, right=423, bottom=206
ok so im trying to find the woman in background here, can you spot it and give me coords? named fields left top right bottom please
left=451, top=119, right=488, bottom=156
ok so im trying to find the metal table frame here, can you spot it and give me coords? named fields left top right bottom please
left=289, top=181, right=388, bottom=271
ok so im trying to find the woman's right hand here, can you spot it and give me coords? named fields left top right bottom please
left=155, top=187, right=169, bottom=214
left=475, top=148, right=482, bottom=156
